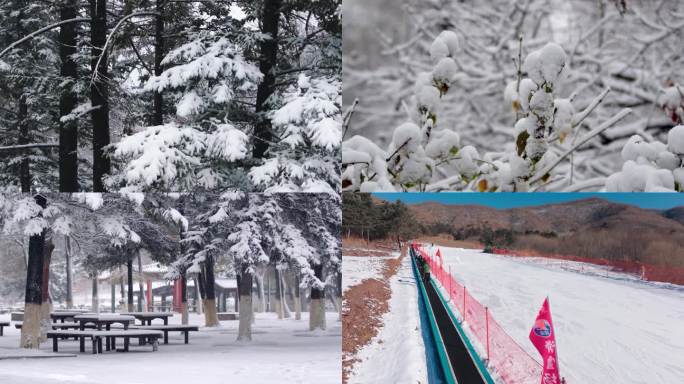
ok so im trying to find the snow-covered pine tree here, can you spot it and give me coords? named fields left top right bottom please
left=109, top=32, right=263, bottom=191
left=250, top=74, right=342, bottom=193
left=0, top=1, right=60, bottom=191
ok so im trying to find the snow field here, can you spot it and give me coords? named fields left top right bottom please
left=0, top=312, right=341, bottom=384
left=341, top=253, right=396, bottom=293
left=431, top=246, right=684, bottom=384
left=347, top=254, right=428, bottom=383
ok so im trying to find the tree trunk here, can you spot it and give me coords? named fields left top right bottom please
left=281, top=271, right=291, bottom=318
left=18, top=94, right=30, bottom=192
left=110, top=282, right=116, bottom=313
left=309, top=264, right=326, bottom=331
left=92, top=276, right=99, bottom=313
left=193, top=277, right=202, bottom=314
left=237, top=266, right=253, bottom=341
left=20, top=194, right=47, bottom=348
left=294, top=273, right=301, bottom=320
left=336, top=269, right=342, bottom=321
left=274, top=267, right=283, bottom=319
left=118, top=272, right=125, bottom=311
left=65, top=235, right=73, bottom=308
left=255, top=269, right=264, bottom=312
left=203, top=256, right=219, bottom=326
left=181, top=272, right=188, bottom=325
left=153, top=0, right=164, bottom=125
left=253, top=0, right=282, bottom=158
left=90, top=0, right=110, bottom=191
left=59, top=0, right=79, bottom=191
left=127, top=257, right=134, bottom=312
left=234, top=274, right=240, bottom=312
left=40, top=238, right=54, bottom=342
left=137, top=250, right=145, bottom=312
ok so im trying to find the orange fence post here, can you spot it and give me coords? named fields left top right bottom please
left=486, top=306, right=490, bottom=361
left=463, top=286, right=467, bottom=322
left=448, top=265, right=452, bottom=300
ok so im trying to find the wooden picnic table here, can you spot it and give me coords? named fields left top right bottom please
left=51, top=311, right=88, bottom=323
left=0, top=321, right=9, bottom=336
left=120, top=312, right=174, bottom=326
left=74, top=314, right=135, bottom=351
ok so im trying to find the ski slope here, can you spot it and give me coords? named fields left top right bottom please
left=430, top=246, right=684, bottom=384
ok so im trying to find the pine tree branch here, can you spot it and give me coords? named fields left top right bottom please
left=0, top=143, right=59, bottom=151
left=0, top=18, right=91, bottom=59
left=91, top=12, right=160, bottom=86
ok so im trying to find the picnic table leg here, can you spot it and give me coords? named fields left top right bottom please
left=92, top=338, right=98, bottom=354
left=112, top=336, right=116, bottom=350
left=1, top=325, right=3, bottom=336
left=79, top=336, right=85, bottom=353
left=124, top=337, right=129, bottom=352
left=152, top=338, right=158, bottom=352
left=52, top=337, right=58, bottom=352
left=105, top=324, right=111, bottom=351
left=164, top=330, right=168, bottom=345
left=164, top=317, right=168, bottom=325
left=184, top=331, right=188, bottom=344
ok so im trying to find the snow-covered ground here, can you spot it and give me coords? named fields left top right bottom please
left=0, top=312, right=340, bottom=384
left=429, top=246, right=684, bottom=384
left=341, top=254, right=392, bottom=293
left=346, top=254, right=428, bottom=383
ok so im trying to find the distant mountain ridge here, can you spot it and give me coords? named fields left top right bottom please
left=405, top=197, right=684, bottom=273
left=407, top=197, right=684, bottom=235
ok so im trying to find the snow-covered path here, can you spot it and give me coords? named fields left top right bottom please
left=0, top=312, right=340, bottom=384
left=347, top=254, right=428, bottom=383
left=432, top=246, right=684, bottom=384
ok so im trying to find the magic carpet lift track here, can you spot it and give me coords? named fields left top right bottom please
left=411, top=248, right=496, bottom=384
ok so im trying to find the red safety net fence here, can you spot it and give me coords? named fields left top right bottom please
left=413, top=244, right=542, bottom=384
left=491, top=248, right=684, bottom=286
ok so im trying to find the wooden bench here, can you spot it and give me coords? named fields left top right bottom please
left=0, top=321, right=8, bottom=336
left=130, top=325, right=199, bottom=344
left=217, top=312, right=238, bottom=321
left=47, top=330, right=163, bottom=354
left=15, top=321, right=94, bottom=330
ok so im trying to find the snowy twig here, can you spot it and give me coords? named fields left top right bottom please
left=0, top=18, right=91, bottom=59
left=385, top=138, right=411, bottom=162
left=560, top=177, right=608, bottom=192
left=572, top=88, right=611, bottom=128
left=0, top=143, right=59, bottom=151
left=342, top=98, right=359, bottom=140
left=530, top=108, right=632, bottom=184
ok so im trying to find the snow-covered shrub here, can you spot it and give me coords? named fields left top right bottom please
left=342, top=35, right=628, bottom=192
left=249, top=74, right=341, bottom=193
left=605, top=126, right=684, bottom=191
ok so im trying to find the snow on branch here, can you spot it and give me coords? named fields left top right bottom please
left=0, top=18, right=90, bottom=59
